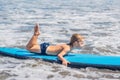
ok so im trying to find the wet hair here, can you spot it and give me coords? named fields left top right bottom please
left=68, top=33, right=84, bottom=46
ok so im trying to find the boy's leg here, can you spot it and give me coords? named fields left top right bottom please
left=26, top=23, right=41, bottom=53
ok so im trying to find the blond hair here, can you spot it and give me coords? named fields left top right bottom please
left=69, top=33, right=84, bottom=46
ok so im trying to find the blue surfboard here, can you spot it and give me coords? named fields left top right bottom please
left=0, top=47, right=120, bottom=70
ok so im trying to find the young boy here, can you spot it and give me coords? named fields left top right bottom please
left=26, top=23, right=84, bottom=66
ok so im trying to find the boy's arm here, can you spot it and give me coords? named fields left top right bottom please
left=57, top=49, right=70, bottom=66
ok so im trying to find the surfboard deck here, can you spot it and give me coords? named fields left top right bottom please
left=0, top=47, right=120, bottom=70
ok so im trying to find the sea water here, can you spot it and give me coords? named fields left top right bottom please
left=0, top=0, right=120, bottom=80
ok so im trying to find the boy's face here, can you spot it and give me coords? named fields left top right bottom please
left=73, top=39, right=84, bottom=48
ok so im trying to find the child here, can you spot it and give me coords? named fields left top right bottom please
left=26, top=23, right=84, bottom=66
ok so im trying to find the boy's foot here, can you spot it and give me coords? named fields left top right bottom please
left=34, top=23, right=40, bottom=36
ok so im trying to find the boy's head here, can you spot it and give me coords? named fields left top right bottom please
left=69, top=33, right=84, bottom=48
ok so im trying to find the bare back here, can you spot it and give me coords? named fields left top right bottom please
left=46, top=44, right=71, bottom=55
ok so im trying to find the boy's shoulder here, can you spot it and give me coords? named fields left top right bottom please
left=58, top=43, right=69, bottom=46
left=60, top=43, right=71, bottom=51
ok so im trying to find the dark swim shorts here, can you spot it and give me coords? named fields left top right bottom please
left=40, top=42, right=50, bottom=55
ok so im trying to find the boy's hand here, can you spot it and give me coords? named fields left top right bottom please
left=62, top=60, right=70, bottom=66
